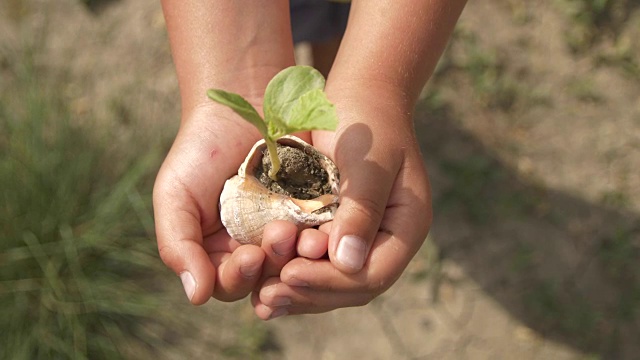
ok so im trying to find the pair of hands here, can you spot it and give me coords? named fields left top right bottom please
left=153, top=87, right=432, bottom=320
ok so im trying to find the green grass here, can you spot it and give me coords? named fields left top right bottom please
left=222, top=324, right=280, bottom=359
left=449, top=30, right=521, bottom=112
left=510, top=243, right=534, bottom=274
left=594, top=42, right=640, bottom=79
left=599, top=226, right=638, bottom=279
left=566, top=76, right=605, bottom=103
left=435, top=154, right=540, bottom=224
left=0, top=35, right=278, bottom=359
left=0, top=40, right=199, bottom=358
left=524, top=280, right=601, bottom=345
left=552, top=0, right=640, bottom=82
left=556, top=0, right=616, bottom=51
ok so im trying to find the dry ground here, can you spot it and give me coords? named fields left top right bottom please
left=2, top=0, right=639, bottom=359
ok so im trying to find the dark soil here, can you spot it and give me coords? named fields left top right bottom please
left=256, top=144, right=332, bottom=200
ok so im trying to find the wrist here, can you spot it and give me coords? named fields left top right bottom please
left=178, top=64, right=286, bottom=122
left=325, top=78, right=416, bottom=128
left=163, top=0, right=295, bottom=117
left=327, top=74, right=416, bottom=107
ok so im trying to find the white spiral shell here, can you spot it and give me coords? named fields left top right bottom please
left=219, top=135, right=339, bottom=245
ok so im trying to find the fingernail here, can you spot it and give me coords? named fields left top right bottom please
left=272, top=239, right=294, bottom=256
left=240, top=263, right=260, bottom=279
left=336, top=235, right=366, bottom=270
left=180, top=271, right=196, bottom=301
left=268, top=307, right=289, bottom=320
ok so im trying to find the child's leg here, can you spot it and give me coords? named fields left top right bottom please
left=290, top=0, right=351, bottom=77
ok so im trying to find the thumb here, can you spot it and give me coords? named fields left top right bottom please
left=326, top=149, right=398, bottom=274
left=153, top=180, right=216, bottom=305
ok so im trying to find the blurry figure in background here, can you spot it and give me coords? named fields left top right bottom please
left=154, top=0, right=467, bottom=320
left=290, top=0, right=351, bottom=76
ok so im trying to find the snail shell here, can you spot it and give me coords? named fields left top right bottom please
left=219, top=135, right=339, bottom=245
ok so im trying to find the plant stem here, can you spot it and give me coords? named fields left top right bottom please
left=266, top=139, right=280, bottom=180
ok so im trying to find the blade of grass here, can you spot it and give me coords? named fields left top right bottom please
left=127, top=188, right=156, bottom=238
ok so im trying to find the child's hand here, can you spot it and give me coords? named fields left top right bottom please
left=252, top=85, right=432, bottom=318
left=153, top=106, right=300, bottom=304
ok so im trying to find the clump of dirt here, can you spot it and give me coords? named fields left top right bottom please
left=256, top=144, right=332, bottom=200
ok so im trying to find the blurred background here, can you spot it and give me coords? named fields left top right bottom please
left=1, top=0, right=639, bottom=359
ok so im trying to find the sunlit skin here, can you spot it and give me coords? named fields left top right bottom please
left=154, top=0, right=467, bottom=319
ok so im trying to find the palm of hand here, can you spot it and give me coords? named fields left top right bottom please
left=154, top=108, right=282, bottom=304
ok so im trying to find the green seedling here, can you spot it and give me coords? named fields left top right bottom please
left=207, top=65, right=338, bottom=180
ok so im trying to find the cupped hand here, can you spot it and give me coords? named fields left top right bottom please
left=252, top=83, right=433, bottom=318
left=153, top=105, right=301, bottom=305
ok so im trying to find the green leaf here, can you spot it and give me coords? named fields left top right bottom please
left=207, top=66, right=337, bottom=149
left=285, top=89, right=338, bottom=133
left=263, top=66, right=326, bottom=133
left=206, top=89, right=268, bottom=138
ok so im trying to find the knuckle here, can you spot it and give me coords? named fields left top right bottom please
left=213, top=268, right=254, bottom=303
left=260, top=284, right=279, bottom=302
left=344, top=196, right=386, bottom=225
left=158, top=244, right=179, bottom=270
left=366, top=271, right=396, bottom=298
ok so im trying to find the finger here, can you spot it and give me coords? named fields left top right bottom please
left=328, top=154, right=400, bottom=272
left=254, top=278, right=374, bottom=318
left=291, top=130, right=312, bottom=144
left=254, top=300, right=345, bottom=319
left=251, top=281, right=291, bottom=320
left=211, top=245, right=265, bottom=302
left=330, top=152, right=400, bottom=273
left=253, top=195, right=429, bottom=318
left=281, top=153, right=431, bottom=294
left=297, top=228, right=329, bottom=259
left=154, top=187, right=215, bottom=305
left=318, top=221, right=332, bottom=233
left=280, top=204, right=421, bottom=293
left=202, top=227, right=242, bottom=253
left=254, top=303, right=291, bottom=320
left=259, top=221, right=298, bottom=280
left=313, top=123, right=402, bottom=273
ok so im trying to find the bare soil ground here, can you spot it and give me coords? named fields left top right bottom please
left=2, top=0, right=639, bottom=359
